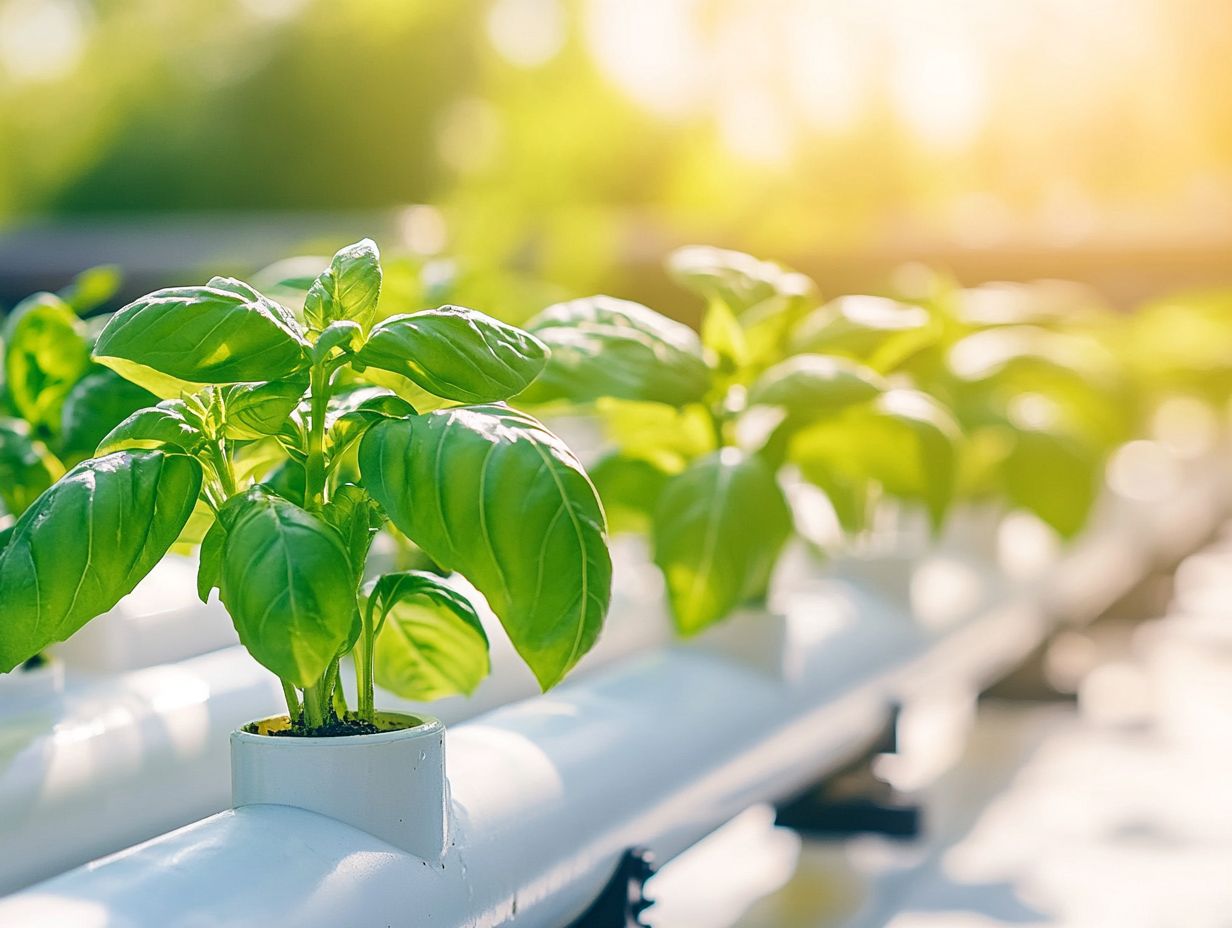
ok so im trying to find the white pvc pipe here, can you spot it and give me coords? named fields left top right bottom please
left=0, top=551, right=1078, bottom=928
left=0, top=648, right=283, bottom=895
left=0, top=584, right=916, bottom=928
left=0, top=538, right=669, bottom=895
left=1, top=451, right=1224, bottom=921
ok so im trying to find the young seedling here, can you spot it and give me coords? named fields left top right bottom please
left=517, top=246, right=960, bottom=635
left=0, top=241, right=612, bottom=733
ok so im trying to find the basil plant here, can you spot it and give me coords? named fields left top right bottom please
left=0, top=269, right=156, bottom=672
left=0, top=241, right=612, bottom=734
left=870, top=277, right=1133, bottom=539
left=518, top=246, right=959, bottom=636
left=0, top=267, right=151, bottom=526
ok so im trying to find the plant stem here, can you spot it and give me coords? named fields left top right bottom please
left=304, top=362, right=331, bottom=512
left=281, top=680, right=301, bottom=722
left=214, top=438, right=239, bottom=498
left=354, top=604, right=376, bottom=724
left=321, top=656, right=340, bottom=717
left=302, top=681, right=325, bottom=729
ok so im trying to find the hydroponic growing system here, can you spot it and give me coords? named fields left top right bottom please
left=0, top=243, right=1229, bottom=926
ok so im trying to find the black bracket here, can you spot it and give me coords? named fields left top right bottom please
left=775, top=704, right=922, bottom=840
left=565, top=847, right=655, bottom=928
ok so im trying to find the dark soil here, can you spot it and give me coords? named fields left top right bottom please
left=20, top=653, right=48, bottom=671
left=243, top=710, right=422, bottom=738
left=267, top=716, right=382, bottom=738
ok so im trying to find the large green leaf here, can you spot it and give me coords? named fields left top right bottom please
left=791, top=389, right=960, bottom=530
left=652, top=450, right=792, bottom=635
left=94, top=283, right=310, bottom=396
left=57, top=265, right=122, bottom=315
left=0, top=419, right=63, bottom=516
left=588, top=453, right=672, bottom=535
left=59, top=368, right=159, bottom=461
left=0, top=450, right=202, bottom=671
left=360, top=405, right=610, bottom=689
left=747, top=355, right=885, bottom=419
left=1002, top=428, right=1101, bottom=538
left=2, top=292, right=91, bottom=433
left=369, top=571, right=490, bottom=700
left=520, top=296, right=711, bottom=406
left=303, top=239, right=383, bottom=333
left=217, top=487, right=357, bottom=686
left=356, top=307, right=547, bottom=404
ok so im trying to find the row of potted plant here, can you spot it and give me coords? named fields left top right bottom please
left=1, top=239, right=1229, bottom=889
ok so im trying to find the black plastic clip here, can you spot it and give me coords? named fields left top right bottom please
left=565, top=847, right=655, bottom=928
left=774, top=704, right=922, bottom=840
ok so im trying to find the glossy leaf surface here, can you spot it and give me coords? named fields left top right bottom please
left=369, top=571, right=490, bottom=700
left=217, top=487, right=357, bottom=686
left=94, top=284, right=310, bottom=396
left=360, top=405, right=610, bottom=688
left=303, top=239, right=382, bottom=333
left=357, top=306, right=548, bottom=404
left=0, top=450, right=202, bottom=671
left=521, top=296, right=711, bottom=406
left=652, top=449, right=791, bottom=635
left=2, top=293, right=91, bottom=433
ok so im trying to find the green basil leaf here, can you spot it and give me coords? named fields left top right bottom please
left=791, top=389, right=960, bottom=531
left=1003, top=427, right=1100, bottom=539
left=588, top=453, right=671, bottom=535
left=217, top=486, right=357, bottom=686
left=260, top=458, right=307, bottom=506
left=360, top=405, right=610, bottom=689
left=97, top=400, right=205, bottom=456
left=598, top=398, right=717, bottom=471
left=861, top=390, right=960, bottom=529
left=325, top=388, right=417, bottom=463
left=172, top=497, right=217, bottom=554
left=520, top=296, right=711, bottom=406
left=94, top=284, right=310, bottom=396
left=0, top=450, right=203, bottom=671
left=667, top=245, right=813, bottom=314
left=652, top=450, right=792, bottom=635
left=58, top=265, right=122, bottom=314
left=221, top=379, right=308, bottom=440
left=0, top=419, right=63, bottom=516
left=2, top=292, right=91, bottom=433
left=356, top=306, right=548, bottom=404
left=368, top=571, right=490, bottom=701
left=791, top=295, right=938, bottom=372
left=747, top=355, right=885, bottom=418
left=59, top=368, right=159, bottom=461
left=700, top=298, right=748, bottom=375
left=314, top=320, right=365, bottom=362
left=197, top=515, right=225, bottom=604
left=321, top=483, right=382, bottom=578
left=303, top=239, right=383, bottom=333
